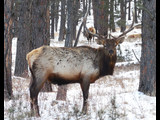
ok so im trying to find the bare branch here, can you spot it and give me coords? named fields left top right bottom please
left=132, top=49, right=140, bottom=63
left=73, top=1, right=90, bottom=47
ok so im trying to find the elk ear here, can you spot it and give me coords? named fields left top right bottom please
left=116, top=36, right=125, bottom=45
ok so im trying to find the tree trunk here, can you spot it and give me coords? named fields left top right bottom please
left=92, top=0, right=98, bottom=33
left=56, top=85, right=67, bottom=101
left=14, top=0, right=31, bottom=77
left=72, top=0, right=79, bottom=41
left=55, top=0, right=60, bottom=32
left=138, top=0, right=156, bottom=96
left=110, top=0, right=116, bottom=32
left=51, top=2, right=55, bottom=39
left=114, top=0, right=117, bottom=11
left=4, top=0, right=13, bottom=100
left=83, top=0, right=87, bottom=15
left=128, top=0, right=131, bottom=20
left=58, top=0, right=66, bottom=41
left=97, top=0, right=109, bottom=36
left=134, top=0, right=138, bottom=23
left=31, top=0, right=52, bottom=92
left=65, top=0, right=74, bottom=47
left=88, top=0, right=91, bottom=15
left=120, top=0, right=126, bottom=32
left=31, top=0, right=50, bottom=48
left=12, top=0, right=19, bottom=37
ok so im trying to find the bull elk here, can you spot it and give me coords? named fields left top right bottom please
left=26, top=9, right=139, bottom=116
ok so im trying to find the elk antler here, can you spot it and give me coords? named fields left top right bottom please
left=110, top=11, right=138, bottom=41
left=84, top=10, right=141, bottom=44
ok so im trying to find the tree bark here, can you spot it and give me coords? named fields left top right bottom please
left=97, top=0, right=109, bottom=36
left=138, top=0, right=156, bottom=96
left=12, top=0, right=19, bottom=37
left=56, top=85, right=67, bottom=101
left=4, top=0, right=13, bottom=100
left=128, top=0, right=131, bottom=20
left=65, top=0, right=74, bottom=47
left=14, top=0, right=31, bottom=77
left=72, top=0, right=79, bottom=41
left=51, top=2, right=55, bottom=39
left=134, top=0, right=138, bottom=23
left=58, top=0, right=66, bottom=41
left=92, top=0, right=98, bottom=33
left=55, top=0, right=60, bottom=32
left=110, top=0, right=116, bottom=32
left=120, top=0, right=126, bottom=32
left=31, top=0, right=52, bottom=92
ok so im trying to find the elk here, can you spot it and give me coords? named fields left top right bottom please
left=26, top=9, right=138, bottom=117
left=84, top=27, right=96, bottom=43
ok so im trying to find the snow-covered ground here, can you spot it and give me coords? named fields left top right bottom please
left=4, top=3, right=156, bottom=120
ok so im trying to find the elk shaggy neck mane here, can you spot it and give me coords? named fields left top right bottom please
left=97, top=47, right=117, bottom=77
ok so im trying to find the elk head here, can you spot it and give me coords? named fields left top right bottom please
left=96, top=35, right=125, bottom=57
left=84, top=11, right=137, bottom=58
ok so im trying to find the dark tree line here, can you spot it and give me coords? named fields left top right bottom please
left=4, top=0, right=155, bottom=100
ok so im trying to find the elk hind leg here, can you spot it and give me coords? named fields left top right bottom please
left=80, top=77, right=90, bottom=114
left=29, top=70, right=45, bottom=117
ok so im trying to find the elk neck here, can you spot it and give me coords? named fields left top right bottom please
left=97, top=47, right=117, bottom=77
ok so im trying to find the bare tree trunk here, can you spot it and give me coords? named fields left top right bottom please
left=51, top=2, right=55, bottom=39
left=82, top=0, right=87, bottom=33
left=137, top=0, right=142, bottom=18
left=72, top=0, right=79, bottom=40
left=128, top=0, right=131, bottom=20
left=56, top=85, right=67, bottom=101
left=12, top=0, right=19, bottom=37
left=58, top=0, right=66, bottom=41
left=120, top=0, right=126, bottom=32
left=92, top=0, right=98, bottom=33
left=138, top=0, right=156, bottom=96
left=4, top=0, right=13, bottom=100
left=97, top=0, right=109, bottom=36
left=88, top=0, right=91, bottom=15
left=110, top=0, right=116, bottom=32
left=114, top=0, right=117, bottom=11
left=83, top=0, right=87, bottom=15
left=31, top=0, right=52, bottom=92
left=134, top=0, right=138, bottom=23
left=55, top=0, right=60, bottom=32
left=14, top=0, right=31, bottom=77
left=65, top=0, right=74, bottom=47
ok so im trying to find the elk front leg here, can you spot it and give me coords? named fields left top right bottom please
left=80, top=77, right=90, bottom=114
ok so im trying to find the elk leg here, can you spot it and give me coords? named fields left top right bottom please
left=29, top=80, right=41, bottom=117
left=29, top=70, right=45, bottom=117
left=80, top=78, right=90, bottom=114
